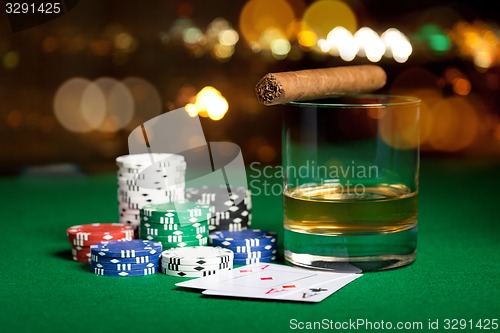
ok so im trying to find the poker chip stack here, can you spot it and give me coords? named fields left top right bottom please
left=185, top=186, right=252, bottom=231
left=117, top=154, right=186, bottom=228
left=139, top=202, right=212, bottom=249
left=161, top=246, right=234, bottom=277
left=209, top=229, right=277, bottom=265
left=66, top=223, right=134, bottom=263
left=90, top=239, right=162, bottom=277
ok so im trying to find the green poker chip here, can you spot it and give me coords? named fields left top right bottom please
left=140, top=227, right=208, bottom=239
left=140, top=201, right=213, bottom=225
left=143, top=233, right=208, bottom=243
left=139, top=221, right=209, bottom=237
left=155, top=237, right=209, bottom=249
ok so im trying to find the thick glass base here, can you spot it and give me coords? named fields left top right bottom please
left=284, top=227, right=417, bottom=272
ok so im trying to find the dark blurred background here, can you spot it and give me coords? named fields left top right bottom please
left=0, top=0, right=499, bottom=175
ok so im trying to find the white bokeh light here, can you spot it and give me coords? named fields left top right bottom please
left=327, top=27, right=359, bottom=61
left=91, top=77, right=134, bottom=132
left=354, top=27, right=386, bottom=62
left=122, top=77, right=162, bottom=128
left=53, top=78, right=106, bottom=133
left=381, top=28, right=412, bottom=63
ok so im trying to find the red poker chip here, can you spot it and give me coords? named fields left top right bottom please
left=72, top=246, right=91, bottom=258
left=67, top=223, right=134, bottom=246
left=72, top=245, right=90, bottom=251
left=73, top=255, right=91, bottom=260
left=74, top=253, right=91, bottom=259
left=72, top=245, right=91, bottom=251
left=72, top=256, right=90, bottom=263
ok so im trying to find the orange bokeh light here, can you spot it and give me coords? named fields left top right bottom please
left=239, top=0, right=295, bottom=48
left=428, top=97, right=478, bottom=152
left=301, top=0, right=357, bottom=39
left=453, top=78, right=471, bottom=96
left=379, top=105, right=419, bottom=150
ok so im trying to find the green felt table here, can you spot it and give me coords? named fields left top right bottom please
left=0, top=160, right=499, bottom=333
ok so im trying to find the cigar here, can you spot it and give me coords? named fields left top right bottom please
left=255, top=65, right=387, bottom=106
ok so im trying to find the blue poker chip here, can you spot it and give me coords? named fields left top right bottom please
left=209, top=229, right=277, bottom=247
left=90, top=261, right=158, bottom=271
left=91, top=266, right=157, bottom=277
left=233, top=256, right=276, bottom=265
left=232, top=249, right=278, bottom=259
left=90, top=239, right=163, bottom=258
left=91, top=253, right=161, bottom=264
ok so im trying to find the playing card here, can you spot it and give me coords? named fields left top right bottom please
left=202, top=274, right=361, bottom=303
left=176, top=263, right=361, bottom=301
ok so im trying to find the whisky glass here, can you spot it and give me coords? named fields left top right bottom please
left=283, top=95, right=420, bottom=272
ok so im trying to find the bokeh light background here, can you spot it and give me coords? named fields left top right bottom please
left=0, top=0, right=499, bottom=174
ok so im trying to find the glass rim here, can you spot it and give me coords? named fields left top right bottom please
left=287, top=94, right=421, bottom=108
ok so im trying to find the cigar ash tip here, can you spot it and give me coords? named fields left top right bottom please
left=256, top=74, right=283, bottom=105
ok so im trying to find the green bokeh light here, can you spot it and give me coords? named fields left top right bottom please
left=419, top=24, right=451, bottom=52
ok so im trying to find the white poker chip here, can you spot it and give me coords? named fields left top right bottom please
left=161, top=246, right=234, bottom=266
left=116, top=153, right=185, bottom=169
left=161, top=266, right=231, bottom=277
left=161, top=261, right=232, bottom=272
